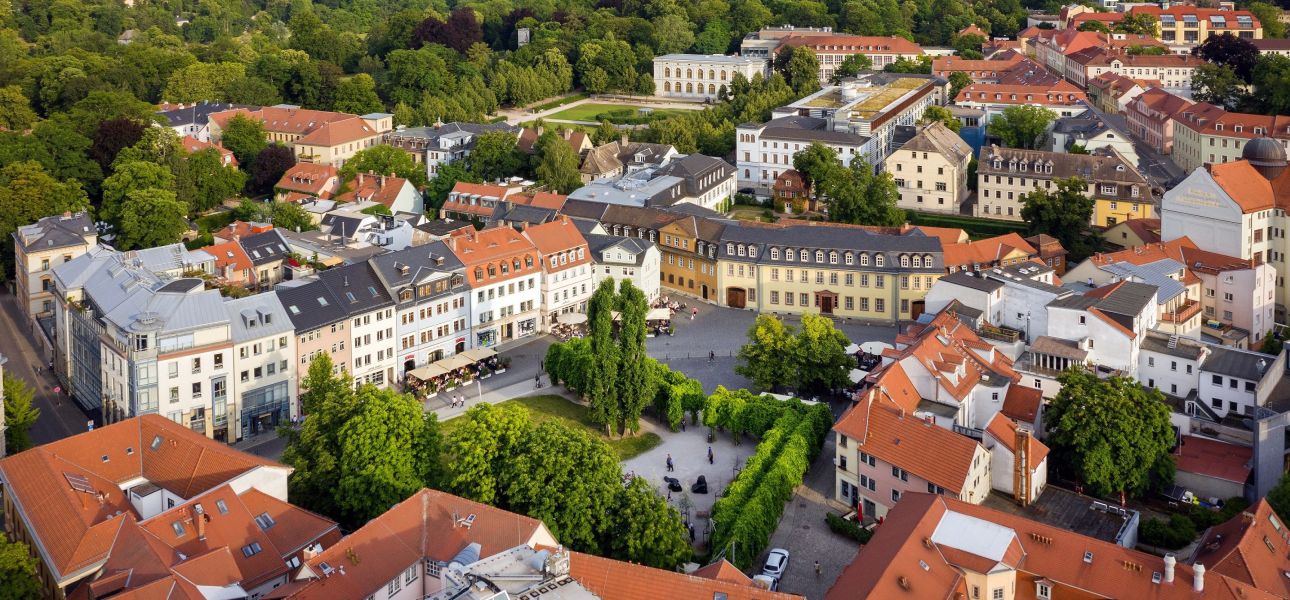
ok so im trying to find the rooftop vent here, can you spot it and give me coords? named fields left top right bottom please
left=1084, top=551, right=1094, bottom=564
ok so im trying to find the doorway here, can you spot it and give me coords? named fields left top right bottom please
left=726, top=287, right=746, bottom=309
left=911, top=300, right=926, bottom=321
left=863, top=498, right=876, bottom=520
left=820, top=295, right=834, bottom=314
left=701, top=284, right=709, bottom=300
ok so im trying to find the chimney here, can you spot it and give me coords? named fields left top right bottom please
left=620, top=133, right=629, bottom=147
left=536, top=126, right=544, bottom=137
left=1163, top=554, right=1175, bottom=583
left=1193, top=563, right=1205, bottom=592
left=358, top=172, right=364, bottom=186
left=196, top=512, right=208, bottom=540
left=562, top=129, right=572, bottom=140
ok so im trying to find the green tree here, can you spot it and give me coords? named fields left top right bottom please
left=791, top=142, right=841, bottom=201
left=1247, top=2, right=1286, bottom=39
left=1078, top=21, right=1110, bottom=33
left=736, top=314, right=797, bottom=390
left=922, top=105, right=962, bottom=133
left=1114, top=13, right=1157, bottom=35
left=503, top=421, right=622, bottom=553
left=948, top=71, right=973, bottom=100
left=830, top=53, right=873, bottom=84
left=586, top=279, right=621, bottom=430
left=336, top=385, right=442, bottom=525
left=1268, top=472, right=1290, bottom=522
left=0, top=535, right=40, bottom=599
left=1045, top=370, right=1175, bottom=498
left=614, top=280, right=654, bottom=435
left=0, top=161, right=88, bottom=273
left=780, top=46, right=821, bottom=94
left=1252, top=54, right=1290, bottom=115
left=1192, top=63, right=1246, bottom=109
left=989, top=105, right=1057, bottom=149
left=883, top=56, right=933, bottom=74
left=3, top=371, right=40, bottom=455
left=1194, top=32, right=1261, bottom=81
left=116, top=188, right=189, bottom=251
left=652, top=14, right=696, bottom=55
left=340, top=144, right=428, bottom=188
left=162, top=62, right=246, bottom=103
left=445, top=403, right=531, bottom=504
left=0, top=86, right=37, bottom=131
left=101, top=160, right=174, bottom=225
left=791, top=313, right=852, bottom=391
left=824, top=158, right=904, bottom=226
left=592, top=120, right=619, bottom=146
left=534, top=131, right=583, bottom=194
left=299, top=353, right=344, bottom=415
left=605, top=477, right=691, bottom=568
left=181, top=148, right=246, bottom=213
left=332, top=73, right=385, bottom=115
left=1020, top=176, right=1100, bottom=261
left=264, top=201, right=319, bottom=232
left=221, top=114, right=268, bottom=168
left=465, top=131, right=524, bottom=182
left=249, top=145, right=297, bottom=196
left=425, top=162, right=478, bottom=212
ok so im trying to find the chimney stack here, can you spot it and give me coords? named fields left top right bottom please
left=358, top=172, right=365, bottom=186
left=1163, top=554, right=1175, bottom=583
left=196, top=512, right=208, bottom=540
left=1193, top=563, right=1205, bottom=592
left=620, top=133, right=629, bottom=147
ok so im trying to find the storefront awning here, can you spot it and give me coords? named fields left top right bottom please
left=438, top=354, right=473, bottom=371
left=557, top=312, right=588, bottom=325
left=408, top=364, right=448, bottom=380
left=460, top=347, right=497, bottom=362
left=646, top=307, right=671, bottom=321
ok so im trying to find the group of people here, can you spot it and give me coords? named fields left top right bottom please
left=447, top=394, right=469, bottom=408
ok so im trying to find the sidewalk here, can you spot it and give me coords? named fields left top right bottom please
left=424, top=376, right=576, bottom=421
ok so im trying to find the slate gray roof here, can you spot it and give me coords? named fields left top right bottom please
left=717, top=221, right=943, bottom=272
left=318, top=262, right=394, bottom=316
left=1140, top=330, right=1206, bottom=360
left=941, top=272, right=1004, bottom=293
left=1202, top=346, right=1276, bottom=382
left=159, top=102, right=257, bottom=127
left=100, top=277, right=227, bottom=335
left=224, top=294, right=293, bottom=343
left=322, top=214, right=365, bottom=240
left=1047, top=294, right=1100, bottom=310
left=490, top=202, right=558, bottom=226
left=414, top=219, right=473, bottom=237
left=754, top=115, right=869, bottom=145
left=983, top=264, right=1067, bottom=295
left=1094, top=281, right=1157, bottom=318
left=978, top=145, right=1147, bottom=186
left=899, top=121, right=971, bottom=163
left=1100, top=259, right=1186, bottom=303
left=240, top=229, right=292, bottom=266
left=368, top=241, right=467, bottom=304
left=276, top=278, right=347, bottom=331
left=664, top=203, right=725, bottom=219
left=384, top=122, right=520, bottom=147
left=585, top=234, right=654, bottom=267
left=13, top=212, right=95, bottom=253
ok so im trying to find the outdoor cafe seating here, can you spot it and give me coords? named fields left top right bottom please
left=405, top=347, right=507, bottom=399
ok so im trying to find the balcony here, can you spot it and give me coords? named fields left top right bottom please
left=1161, top=299, right=1201, bottom=323
left=977, top=324, right=1022, bottom=344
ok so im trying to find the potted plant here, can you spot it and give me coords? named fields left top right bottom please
left=497, top=356, right=511, bottom=374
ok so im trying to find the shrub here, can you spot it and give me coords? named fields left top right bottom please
left=1139, top=514, right=1198, bottom=549
left=826, top=513, right=872, bottom=544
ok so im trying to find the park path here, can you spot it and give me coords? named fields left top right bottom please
left=497, top=95, right=707, bottom=126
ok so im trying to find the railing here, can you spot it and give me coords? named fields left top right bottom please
left=1161, top=299, right=1201, bottom=323
left=977, top=324, right=1022, bottom=344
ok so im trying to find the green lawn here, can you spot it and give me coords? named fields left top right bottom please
left=439, top=394, right=662, bottom=460
left=530, top=93, right=590, bottom=112
left=906, top=211, right=1029, bottom=240
left=729, top=206, right=773, bottom=222
left=545, top=102, right=692, bottom=123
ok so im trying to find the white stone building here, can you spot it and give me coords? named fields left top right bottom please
left=652, top=54, right=768, bottom=100
left=223, top=294, right=296, bottom=440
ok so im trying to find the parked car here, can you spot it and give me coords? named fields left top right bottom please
left=752, top=574, right=779, bottom=591
left=762, top=548, right=790, bottom=580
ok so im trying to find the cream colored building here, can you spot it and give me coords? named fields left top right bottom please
left=653, top=54, right=768, bottom=99
left=1171, top=103, right=1290, bottom=173
left=208, top=106, right=391, bottom=167
left=976, top=146, right=1150, bottom=226
left=12, top=212, right=97, bottom=337
left=884, top=122, right=972, bottom=215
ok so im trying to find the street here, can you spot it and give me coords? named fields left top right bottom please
left=1073, top=98, right=1185, bottom=189
left=0, top=292, right=93, bottom=445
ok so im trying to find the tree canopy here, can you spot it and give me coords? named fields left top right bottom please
left=3, top=371, right=40, bottom=455
left=1020, top=176, right=1101, bottom=261
left=1044, top=369, right=1175, bottom=499
left=0, top=535, right=41, bottom=600
left=989, top=105, right=1056, bottom=149
left=737, top=313, right=853, bottom=392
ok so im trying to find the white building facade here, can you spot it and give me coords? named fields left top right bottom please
left=653, top=54, right=769, bottom=100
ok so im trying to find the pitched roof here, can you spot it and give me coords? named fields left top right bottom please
left=691, top=559, right=753, bottom=585
left=275, top=163, right=339, bottom=198
left=829, top=493, right=1276, bottom=600
left=204, top=240, right=254, bottom=275
left=1174, top=102, right=1290, bottom=141
left=0, top=415, right=284, bottom=583
left=984, top=413, right=1049, bottom=466
left=447, top=226, right=542, bottom=286
left=296, top=117, right=379, bottom=147
left=834, top=367, right=983, bottom=493
left=181, top=136, right=238, bottom=167
left=1194, top=500, right=1290, bottom=598
left=780, top=33, right=923, bottom=54
left=569, top=551, right=802, bottom=600
left=1001, top=385, right=1042, bottom=423
left=521, top=217, right=591, bottom=273
left=335, top=173, right=413, bottom=209
left=955, top=81, right=1088, bottom=106
left=898, top=121, right=972, bottom=163
left=12, top=211, right=95, bottom=253
left=942, top=233, right=1037, bottom=269
left=291, top=489, right=550, bottom=599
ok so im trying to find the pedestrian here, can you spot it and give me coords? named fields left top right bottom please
left=689, top=523, right=696, bottom=541
left=815, top=561, right=821, bottom=577
left=708, top=446, right=713, bottom=464
left=709, top=350, right=715, bottom=363
left=681, top=419, right=686, bottom=432
left=667, top=488, right=672, bottom=501
left=666, top=454, right=674, bottom=472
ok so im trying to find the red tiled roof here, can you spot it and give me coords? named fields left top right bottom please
left=1001, top=385, right=1042, bottom=423
left=942, top=233, right=1037, bottom=269
left=275, top=163, right=339, bottom=198
left=692, top=559, right=753, bottom=585
left=955, top=81, right=1088, bottom=106
left=1195, top=500, right=1290, bottom=598
left=780, top=33, right=924, bottom=54
left=295, top=117, right=379, bottom=147
left=1175, top=435, right=1252, bottom=484
left=828, top=494, right=1276, bottom=600
left=181, top=136, right=237, bottom=167
left=521, top=217, right=591, bottom=273
left=448, top=226, right=542, bottom=286
left=204, top=240, right=254, bottom=275
left=1174, top=102, right=1290, bottom=141
left=985, top=413, right=1050, bottom=466
left=569, top=551, right=802, bottom=600
left=335, top=173, right=411, bottom=209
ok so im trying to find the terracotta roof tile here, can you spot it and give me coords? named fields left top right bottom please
left=692, top=559, right=753, bottom=585
left=781, top=33, right=923, bottom=55
left=1174, top=435, right=1252, bottom=484
left=1196, top=500, right=1290, bottom=597
left=985, top=413, right=1050, bottom=466
left=447, top=226, right=542, bottom=286
left=1001, top=385, right=1042, bottom=423
left=521, top=217, right=591, bottom=273
left=569, top=551, right=802, bottom=600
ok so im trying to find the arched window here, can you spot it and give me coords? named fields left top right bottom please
left=525, top=256, right=534, bottom=268
left=664, top=82, right=672, bottom=92
left=744, top=168, right=750, bottom=178
left=709, top=83, right=716, bottom=94
left=900, top=255, right=909, bottom=267
left=665, top=67, right=671, bottom=77
left=722, top=70, right=728, bottom=80
left=687, top=68, right=693, bottom=78
left=487, top=264, right=497, bottom=277
left=475, top=267, right=483, bottom=280
left=686, top=83, right=693, bottom=93
left=500, top=261, right=509, bottom=274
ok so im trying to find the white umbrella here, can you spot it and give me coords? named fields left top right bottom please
left=845, top=343, right=861, bottom=354
left=860, top=341, right=893, bottom=355
left=849, top=369, right=865, bottom=383
left=558, top=312, right=588, bottom=325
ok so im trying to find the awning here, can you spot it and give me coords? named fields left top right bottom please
left=438, top=354, right=473, bottom=371
left=849, top=369, right=865, bottom=383
left=646, top=307, right=671, bottom=321
left=558, top=312, right=588, bottom=325
left=460, top=347, right=497, bottom=362
left=860, top=341, right=893, bottom=355
left=408, top=364, right=447, bottom=380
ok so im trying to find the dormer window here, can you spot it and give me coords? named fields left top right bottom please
left=1234, top=125, right=1243, bottom=133
left=993, top=160, right=1002, bottom=169
left=771, top=248, right=780, bottom=260
left=875, top=255, right=885, bottom=267
left=815, top=250, right=824, bottom=263
left=844, top=252, right=853, bottom=265
left=727, top=243, right=734, bottom=254
left=860, top=254, right=869, bottom=266
left=900, top=255, right=910, bottom=267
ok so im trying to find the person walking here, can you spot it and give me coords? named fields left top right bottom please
left=815, top=561, right=821, bottom=577
left=708, top=350, right=715, bottom=363
left=707, top=446, right=714, bottom=464
left=666, top=454, right=674, bottom=472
